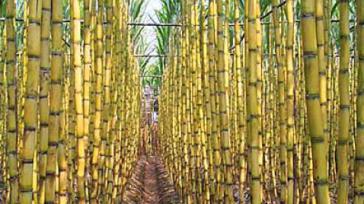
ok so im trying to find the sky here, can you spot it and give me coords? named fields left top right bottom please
left=143, top=0, right=161, bottom=57
left=147, top=0, right=162, bottom=15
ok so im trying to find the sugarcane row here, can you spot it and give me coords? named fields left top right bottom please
left=0, top=0, right=142, bottom=203
left=158, top=0, right=364, bottom=203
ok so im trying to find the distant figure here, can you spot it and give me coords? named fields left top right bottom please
left=151, top=98, right=159, bottom=154
left=152, top=99, right=158, bottom=123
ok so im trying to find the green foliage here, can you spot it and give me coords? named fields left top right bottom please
left=130, top=0, right=147, bottom=45
left=142, top=62, right=162, bottom=88
left=136, top=40, right=153, bottom=77
left=151, top=0, right=180, bottom=89
left=0, top=0, right=5, bottom=17
left=129, top=0, right=154, bottom=89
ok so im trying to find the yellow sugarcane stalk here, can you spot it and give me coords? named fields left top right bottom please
left=38, top=0, right=51, bottom=201
left=19, top=0, right=42, bottom=203
left=301, top=0, right=330, bottom=203
left=355, top=0, right=364, bottom=203
left=5, top=0, right=19, bottom=201
left=46, top=0, right=64, bottom=202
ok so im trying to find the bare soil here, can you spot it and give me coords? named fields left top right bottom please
left=122, top=155, right=180, bottom=204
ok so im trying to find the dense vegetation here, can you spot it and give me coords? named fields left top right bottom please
left=0, top=0, right=142, bottom=203
left=0, top=0, right=363, bottom=203
left=158, top=0, right=363, bottom=203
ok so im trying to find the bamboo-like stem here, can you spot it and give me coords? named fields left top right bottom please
left=316, top=0, right=329, bottom=190
left=83, top=0, right=92, bottom=199
left=199, top=0, right=210, bottom=202
left=70, top=0, right=85, bottom=201
left=0, top=23, right=5, bottom=201
left=216, top=0, right=234, bottom=202
left=207, top=1, right=219, bottom=201
left=234, top=0, right=246, bottom=201
left=301, top=0, right=330, bottom=203
left=67, top=0, right=76, bottom=199
left=19, top=0, right=42, bottom=203
left=38, top=0, right=51, bottom=201
left=286, top=0, right=294, bottom=203
left=355, top=0, right=364, bottom=203
left=91, top=0, right=103, bottom=201
left=46, top=0, right=64, bottom=202
left=247, top=0, right=262, bottom=203
left=103, top=0, right=113, bottom=201
left=5, top=0, right=19, bottom=201
left=337, top=0, right=350, bottom=202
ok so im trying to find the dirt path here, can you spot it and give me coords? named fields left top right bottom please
left=123, top=155, right=180, bottom=204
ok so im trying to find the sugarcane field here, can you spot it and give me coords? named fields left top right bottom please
left=0, top=0, right=363, bottom=203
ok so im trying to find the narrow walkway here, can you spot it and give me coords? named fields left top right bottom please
left=123, top=155, right=180, bottom=204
